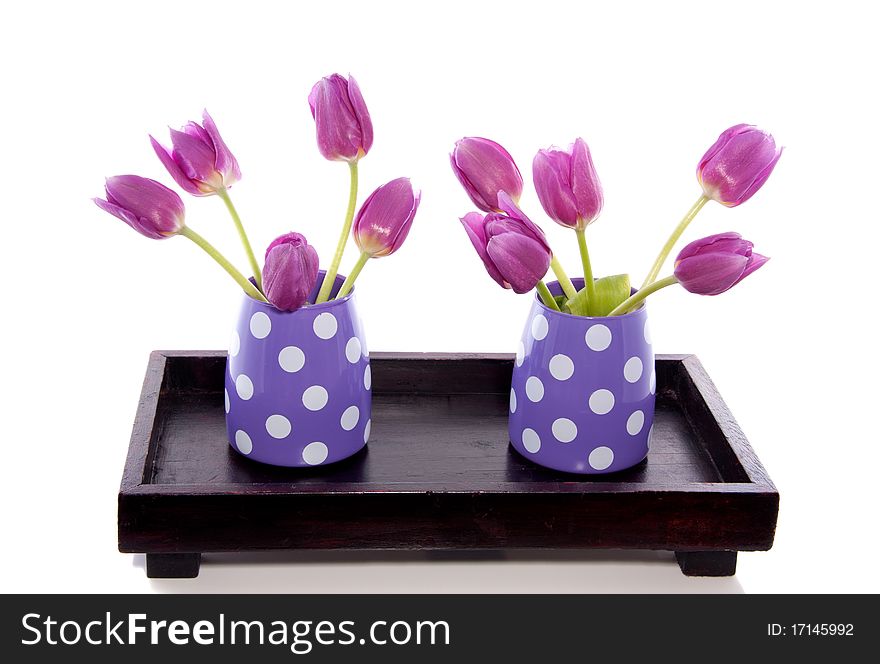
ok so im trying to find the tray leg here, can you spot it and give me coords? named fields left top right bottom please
left=674, top=551, right=737, bottom=577
left=146, top=553, right=201, bottom=578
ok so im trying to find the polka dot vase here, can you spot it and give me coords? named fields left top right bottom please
left=509, top=279, right=655, bottom=474
left=225, top=272, right=371, bottom=467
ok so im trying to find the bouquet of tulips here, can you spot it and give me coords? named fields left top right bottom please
left=451, top=125, right=782, bottom=316
left=94, top=74, right=419, bottom=311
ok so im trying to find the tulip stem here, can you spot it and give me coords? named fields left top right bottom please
left=641, top=194, right=709, bottom=289
left=336, top=251, right=370, bottom=299
left=179, top=226, right=268, bottom=303
left=609, top=275, right=678, bottom=316
left=316, top=160, right=359, bottom=303
left=536, top=280, right=561, bottom=311
left=217, top=188, right=263, bottom=292
left=550, top=256, right=577, bottom=300
left=575, top=228, right=597, bottom=308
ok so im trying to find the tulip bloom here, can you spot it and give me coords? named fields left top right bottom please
left=673, top=232, right=769, bottom=295
left=336, top=178, right=421, bottom=298
left=451, top=137, right=523, bottom=213
left=610, top=232, right=768, bottom=315
left=262, top=233, right=320, bottom=311
left=533, top=137, right=603, bottom=308
left=150, top=110, right=241, bottom=196
left=94, top=175, right=267, bottom=303
left=460, top=192, right=552, bottom=295
left=94, top=175, right=185, bottom=239
left=151, top=110, right=261, bottom=289
left=641, top=123, right=782, bottom=289
left=533, top=138, right=603, bottom=230
left=353, top=178, right=420, bottom=257
left=308, top=74, right=373, bottom=162
left=698, top=124, right=783, bottom=207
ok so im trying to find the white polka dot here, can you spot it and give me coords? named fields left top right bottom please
left=585, top=324, right=612, bottom=351
left=531, top=314, right=549, bottom=341
left=552, top=418, right=578, bottom=443
left=627, top=410, right=645, bottom=436
left=235, top=374, right=254, bottom=400
left=647, top=425, right=655, bottom=450
left=302, top=441, right=329, bottom=465
left=650, top=369, right=656, bottom=395
left=313, top=312, right=338, bottom=339
left=345, top=337, right=362, bottom=364
left=510, top=389, right=517, bottom=413
left=549, top=354, right=574, bottom=381
left=264, top=414, right=292, bottom=439
left=249, top=311, right=271, bottom=339
left=229, top=330, right=240, bottom=357
left=589, top=446, right=614, bottom=470
left=363, top=419, right=372, bottom=443
left=624, top=356, right=643, bottom=383
left=278, top=346, right=305, bottom=373
left=589, top=389, right=615, bottom=414
left=644, top=320, right=652, bottom=345
left=516, top=341, right=525, bottom=367
left=234, top=430, right=253, bottom=455
left=525, top=376, right=545, bottom=402
left=302, top=385, right=328, bottom=411
left=364, top=364, right=372, bottom=390
left=224, top=389, right=230, bottom=414
left=340, top=406, right=360, bottom=431
left=521, top=428, right=541, bottom=453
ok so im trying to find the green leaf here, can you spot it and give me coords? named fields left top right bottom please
left=565, top=274, right=631, bottom=317
left=553, top=294, right=571, bottom=313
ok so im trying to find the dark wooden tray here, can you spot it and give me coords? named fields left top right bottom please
left=119, top=351, right=778, bottom=579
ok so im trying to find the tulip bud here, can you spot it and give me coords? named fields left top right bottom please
left=262, top=233, right=320, bottom=311
left=674, top=232, right=768, bottom=295
left=460, top=192, right=551, bottom=294
left=308, top=74, right=373, bottom=162
left=450, top=137, right=523, bottom=212
left=353, top=178, right=420, bottom=257
left=94, top=175, right=185, bottom=239
left=150, top=110, right=241, bottom=196
left=533, top=138, right=603, bottom=230
left=697, top=124, right=782, bottom=207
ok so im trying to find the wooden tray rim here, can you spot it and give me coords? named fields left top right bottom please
left=120, top=351, right=777, bottom=499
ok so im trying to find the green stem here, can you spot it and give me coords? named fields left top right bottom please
left=641, top=194, right=709, bottom=289
left=550, top=256, right=577, bottom=300
left=179, top=226, right=268, bottom=302
left=316, top=160, right=359, bottom=303
left=575, top=228, right=596, bottom=307
left=217, top=188, right=262, bottom=292
left=535, top=280, right=561, bottom=311
left=608, top=275, right=678, bottom=316
left=336, top=251, right=370, bottom=299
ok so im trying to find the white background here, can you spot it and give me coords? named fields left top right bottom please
left=1, top=0, right=878, bottom=593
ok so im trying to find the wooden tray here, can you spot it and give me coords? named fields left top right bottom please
left=119, top=351, right=778, bottom=578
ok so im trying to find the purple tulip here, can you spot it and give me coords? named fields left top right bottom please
left=150, top=110, right=241, bottom=196
left=451, top=137, right=524, bottom=212
left=674, top=232, right=769, bottom=295
left=533, top=138, right=603, bottom=230
left=262, top=233, right=320, bottom=311
left=353, top=178, right=420, bottom=257
left=94, top=175, right=185, bottom=239
left=460, top=192, right=552, bottom=294
left=308, top=74, right=373, bottom=162
left=697, top=124, right=782, bottom=207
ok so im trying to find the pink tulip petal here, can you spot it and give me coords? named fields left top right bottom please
left=486, top=232, right=551, bottom=294
left=150, top=135, right=203, bottom=196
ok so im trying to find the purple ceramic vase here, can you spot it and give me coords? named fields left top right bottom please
left=509, top=279, right=655, bottom=474
left=225, top=271, right=371, bottom=467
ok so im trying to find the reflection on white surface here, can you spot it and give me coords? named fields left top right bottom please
left=140, top=551, right=744, bottom=594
